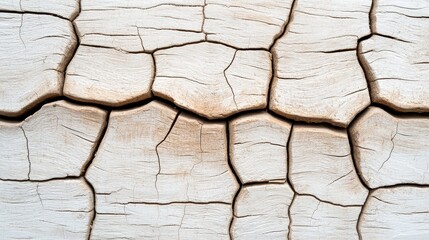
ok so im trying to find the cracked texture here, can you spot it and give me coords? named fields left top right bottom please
left=1, top=0, right=429, bottom=239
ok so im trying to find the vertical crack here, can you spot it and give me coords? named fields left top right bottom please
left=19, top=14, right=26, bottom=48
left=36, top=183, right=45, bottom=209
left=20, top=126, right=31, bottom=180
left=202, top=0, right=207, bottom=41
left=287, top=194, right=295, bottom=240
left=227, top=122, right=242, bottom=240
left=83, top=110, right=111, bottom=240
left=224, top=50, right=238, bottom=110
left=136, top=26, right=145, bottom=52
left=267, top=0, right=298, bottom=109
left=155, top=112, right=180, bottom=199
left=377, top=121, right=399, bottom=172
left=357, top=192, right=371, bottom=240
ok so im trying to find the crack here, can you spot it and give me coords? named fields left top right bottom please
left=267, top=0, right=298, bottom=109
left=155, top=112, right=180, bottom=200
left=327, top=170, right=353, bottom=186
left=377, top=121, right=399, bottom=172
left=202, top=0, right=207, bottom=41
left=347, top=124, right=371, bottom=190
left=226, top=122, right=242, bottom=240
left=357, top=192, right=371, bottom=240
left=19, top=126, right=31, bottom=180
left=18, top=14, right=26, bottom=48
left=297, top=193, right=363, bottom=208
left=136, top=26, right=145, bottom=52
left=82, top=108, right=110, bottom=240
left=36, top=183, right=44, bottom=209
left=0, top=10, right=71, bottom=21
left=287, top=194, right=295, bottom=240
left=178, top=205, right=186, bottom=240
left=224, top=50, right=238, bottom=110
left=112, top=201, right=230, bottom=206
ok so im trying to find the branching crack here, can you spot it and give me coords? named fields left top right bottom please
left=377, top=121, right=399, bottom=172
left=136, top=26, right=145, bottom=52
left=155, top=112, right=180, bottom=199
left=224, top=50, right=238, bottom=109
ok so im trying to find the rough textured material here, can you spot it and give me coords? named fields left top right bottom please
left=0, top=101, right=106, bottom=181
left=270, top=0, right=371, bottom=127
left=0, top=13, right=77, bottom=117
left=0, top=0, right=79, bottom=20
left=289, top=125, right=368, bottom=205
left=64, top=46, right=154, bottom=106
left=290, top=195, right=361, bottom=240
left=0, top=179, right=93, bottom=239
left=1, top=0, right=429, bottom=239
left=360, top=186, right=429, bottom=239
left=231, top=183, right=294, bottom=240
left=351, top=107, right=429, bottom=188
left=230, top=112, right=291, bottom=184
left=153, top=42, right=272, bottom=119
left=359, top=0, right=429, bottom=112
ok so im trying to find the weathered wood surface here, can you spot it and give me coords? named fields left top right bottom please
left=359, top=0, right=429, bottom=112
left=350, top=107, right=429, bottom=188
left=204, top=0, right=294, bottom=49
left=230, top=112, right=291, bottom=184
left=231, top=183, right=294, bottom=240
left=64, top=46, right=154, bottom=106
left=0, top=179, right=93, bottom=239
left=0, top=101, right=106, bottom=180
left=290, top=195, right=361, bottom=240
left=153, top=42, right=271, bottom=119
left=0, top=0, right=79, bottom=20
left=75, top=0, right=205, bottom=52
left=86, top=101, right=238, bottom=239
left=0, top=13, right=77, bottom=117
left=289, top=125, right=368, bottom=205
left=360, top=186, right=429, bottom=239
left=270, top=0, right=371, bottom=127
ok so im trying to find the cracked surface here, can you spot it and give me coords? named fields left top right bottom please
left=153, top=42, right=272, bottom=119
left=1, top=0, right=429, bottom=239
left=0, top=101, right=106, bottom=180
left=0, top=178, right=93, bottom=239
left=350, top=106, right=429, bottom=188
left=0, top=13, right=77, bottom=117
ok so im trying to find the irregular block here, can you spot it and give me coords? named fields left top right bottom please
left=204, top=0, right=293, bottom=49
left=231, top=184, right=294, bottom=240
left=350, top=107, right=429, bottom=188
left=87, top=101, right=238, bottom=238
left=289, top=125, right=368, bottom=205
left=360, top=186, right=429, bottom=239
left=359, top=0, right=429, bottom=112
left=0, top=0, right=79, bottom=20
left=290, top=195, right=361, bottom=240
left=64, top=46, right=154, bottom=106
left=75, top=0, right=205, bottom=52
left=153, top=42, right=271, bottom=119
left=229, top=112, right=291, bottom=183
left=92, top=203, right=231, bottom=240
left=0, top=13, right=77, bottom=117
left=0, top=101, right=106, bottom=180
left=0, top=179, right=93, bottom=239
left=270, top=0, right=371, bottom=127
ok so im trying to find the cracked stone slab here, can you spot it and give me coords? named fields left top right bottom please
left=289, top=125, right=368, bottom=205
left=350, top=107, right=429, bottom=188
left=75, top=0, right=205, bottom=52
left=86, top=101, right=238, bottom=238
left=92, top=203, right=231, bottom=240
left=359, top=0, right=429, bottom=112
left=290, top=195, right=361, bottom=240
left=153, top=42, right=272, bottom=119
left=231, top=183, right=294, bottom=240
left=0, top=0, right=79, bottom=20
left=360, top=186, right=429, bottom=239
left=0, top=100, right=106, bottom=180
left=270, top=0, right=371, bottom=127
left=204, top=0, right=293, bottom=49
left=64, top=46, right=154, bottom=106
left=229, top=112, right=291, bottom=184
left=0, top=178, right=93, bottom=239
left=0, top=13, right=77, bottom=117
